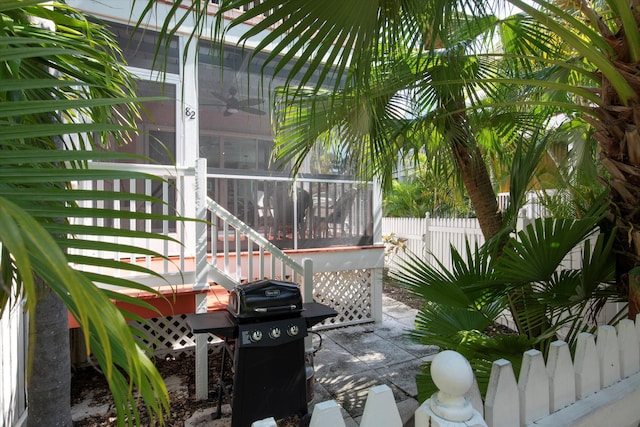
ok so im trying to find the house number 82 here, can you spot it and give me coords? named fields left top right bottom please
left=185, top=107, right=196, bottom=120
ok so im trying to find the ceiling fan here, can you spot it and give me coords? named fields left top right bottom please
left=211, top=86, right=266, bottom=117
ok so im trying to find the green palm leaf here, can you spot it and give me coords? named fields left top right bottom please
left=1, top=3, right=178, bottom=424
left=496, top=214, right=603, bottom=283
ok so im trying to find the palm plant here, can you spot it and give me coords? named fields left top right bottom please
left=392, top=186, right=618, bottom=399
left=2, top=2, right=177, bottom=425
left=143, top=0, right=640, bottom=315
left=384, top=149, right=473, bottom=218
left=529, top=117, right=605, bottom=219
left=143, top=0, right=536, bottom=240
left=489, top=0, right=640, bottom=315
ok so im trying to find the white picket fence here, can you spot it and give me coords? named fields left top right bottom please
left=382, top=215, right=588, bottom=274
left=382, top=192, right=571, bottom=274
left=383, top=216, right=486, bottom=272
left=252, top=320, right=640, bottom=427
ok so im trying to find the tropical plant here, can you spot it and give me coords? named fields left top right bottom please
left=392, top=192, right=619, bottom=399
left=1, top=2, right=177, bottom=425
left=384, top=179, right=473, bottom=218
left=384, top=152, right=473, bottom=218
left=526, top=116, right=606, bottom=219
left=501, top=0, right=640, bottom=316
left=385, top=132, right=618, bottom=399
left=143, top=0, right=640, bottom=316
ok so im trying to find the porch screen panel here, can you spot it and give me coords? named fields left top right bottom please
left=108, top=22, right=180, bottom=74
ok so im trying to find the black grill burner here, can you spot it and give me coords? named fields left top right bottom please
left=186, top=280, right=337, bottom=427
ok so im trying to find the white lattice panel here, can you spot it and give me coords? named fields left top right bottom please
left=313, top=269, right=374, bottom=328
left=129, top=314, right=222, bottom=356
left=128, top=269, right=374, bottom=357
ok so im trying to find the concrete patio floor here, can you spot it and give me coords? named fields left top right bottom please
left=309, top=295, right=438, bottom=426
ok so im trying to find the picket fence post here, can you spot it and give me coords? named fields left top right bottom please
left=309, top=400, right=345, bottom=427
left=414, top=350, right=488, bottom=427
left=423, top=213, right=432, bottom=265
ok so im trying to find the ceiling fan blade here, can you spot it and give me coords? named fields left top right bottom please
left=210, top=91, right=228, bottom=102
left=239, top=98, right=264, bottom=106
left=241, top=106, right=267, bottom=116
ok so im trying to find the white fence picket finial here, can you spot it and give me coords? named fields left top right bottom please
left=252, top=417, right=277, bottom=427
left=310, top=400, right=346, bottom=427
left=429, top=350, right=474, bottom=421
left=597, top=325, right=621, bottom=388
left=415, top=350, right=487, bottom=427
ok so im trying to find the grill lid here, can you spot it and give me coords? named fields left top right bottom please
left=227, top=279, right=304, bottom=320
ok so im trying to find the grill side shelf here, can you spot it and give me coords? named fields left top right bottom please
left=301, top=302, right=338, bottom=328
left=185, top=311, right=236, bottom=338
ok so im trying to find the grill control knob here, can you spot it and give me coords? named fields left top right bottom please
left=269, top=327, right=281, bottom=339
left=287, top=324, right=299, bottom=336
left=250, top=330, right=263, bottom=342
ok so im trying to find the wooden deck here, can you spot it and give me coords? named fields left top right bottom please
left=67, top=283, right=229, bottom=329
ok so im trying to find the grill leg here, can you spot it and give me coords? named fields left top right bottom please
left=212, top=338, right=233, bottom=420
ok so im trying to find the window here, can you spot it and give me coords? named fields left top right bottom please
left=98, top=79, right=177, bottom=165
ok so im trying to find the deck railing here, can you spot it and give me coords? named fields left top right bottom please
left=206, top=171, right=375, bottom=250
left=75, top=160, right=317, bottom=398
left=195, top=160, right=314, bottom=297
left=193, top=159, right=314, bottom=399
left=74, top=162, right=195, bottom=287
left=74, top=160, right=372, bottom=288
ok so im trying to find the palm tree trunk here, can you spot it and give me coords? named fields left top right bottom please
left=454, top=142, right=504, bottom=240
left=599, top=142, right=640, bottom=320
left=587, top=32, right=640, bottom=319
left=27, top=276, right=72, bottom=427
left=446, top=103, right=504, bottom=240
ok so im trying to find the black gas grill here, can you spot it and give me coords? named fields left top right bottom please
left=186, top=280, right=337, bottom=427
left=228, top=280, right=304, bottom=320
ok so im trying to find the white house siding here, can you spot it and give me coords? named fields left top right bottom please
left=1, top=298, right=28, bottom=427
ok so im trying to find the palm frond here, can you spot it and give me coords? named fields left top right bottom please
left=1, top=3, right=177, bottom=424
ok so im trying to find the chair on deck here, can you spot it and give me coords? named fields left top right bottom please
left=267, top=185, right=313, bottom=239
left=317, top=189, right=357, bottom=238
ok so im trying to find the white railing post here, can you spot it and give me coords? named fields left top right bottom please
left=302, top=257, right=314, bottom=354
left=194, top=158, right=210, bottom=400
left=194, top=158, right=209, bottom=292
left=372, top=179, right=383, bottom=244
left=301, top=257, right=314, bottom=304
left=422, top=212, right=431, bottom=265
left=414, top=350, right=487, bottom=427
